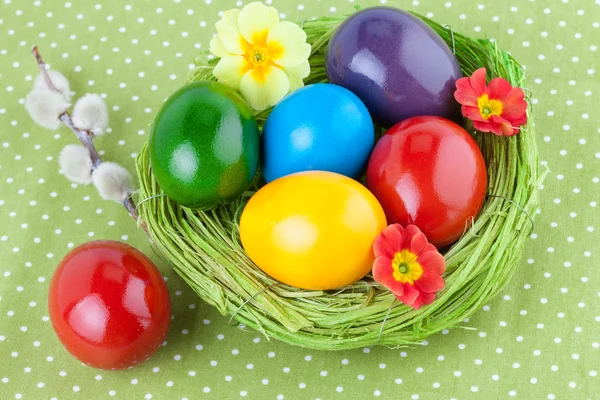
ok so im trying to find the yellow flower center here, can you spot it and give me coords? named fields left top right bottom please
left=391, top=250, right=423, bottom=285
left=239, top=30, right=284, bottom=83
left=252, top=49, right=265, bottom=64
left=478, top=94, right=504, bottom=120
left=248, top=47, right=269, bottom=66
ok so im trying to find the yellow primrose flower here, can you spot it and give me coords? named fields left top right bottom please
left=209, top=1, right=311, bottom=111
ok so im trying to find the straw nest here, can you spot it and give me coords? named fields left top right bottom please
left=136, top=11, right=543, bottom=350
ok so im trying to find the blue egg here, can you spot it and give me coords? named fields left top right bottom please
left=262, top=83, right=374, bottom=183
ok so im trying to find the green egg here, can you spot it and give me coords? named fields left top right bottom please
left=149, top=81, right=259, bottom=209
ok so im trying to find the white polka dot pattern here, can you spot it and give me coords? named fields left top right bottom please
left=0, top=0, right=598, bottom=399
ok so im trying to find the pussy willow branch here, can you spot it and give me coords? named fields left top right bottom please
left=58, top=113, right=102, bottom=168
left=32, top=46, right=150, bottom=237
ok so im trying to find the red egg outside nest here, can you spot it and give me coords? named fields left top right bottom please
left=48, top=240, right=171, bottom=370
left=366, top=116, right=488, bottom=248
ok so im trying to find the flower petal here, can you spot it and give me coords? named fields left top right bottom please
left=396, top=284, right=420, bottom=308
left=372, top=256, right=393, bottom=275
left=415, top=270, right=445, bottom=293
left=373, top=232, right=394, bottom=259
left=510, top=112, right=528, bottom=127
left=240, top=66, right=290, bottom=110
left=267, top=21, right=311, bottom=68
left=373, top=257, right=404, bottom=296
left=454, top=77, right=479, bottom=107
left=238, top=1, right=280, bottom=45
left=283, top=61, right=310, bottom=92
left=501, top=87, right=528, bottom=120
left=409, top=231, right=429, bottom=256
left=213, top=56, right=251, bottom=90
left=462, top=105, right=486, bottom=122
left=490, top=115, right=511, bottom=125
left=424, top=243, right=438, bottom=253
left=419, top=292, right=438, bottom=306
left=402, top=225, right=421, bottom=249
left=418, top=250, right=446, bottom=275
left=473, top=120, right=503, bottom=136
left=487, top=77, right=512, bottom=100
left=374, top=224, right=405, bottom=258
left=469, top=68, right=488, bottom=97
left=410, top=295, right=426, bottom=310
left=500, top=122, right=519, bottom=136
left=215, top=9, right=247, bottom=55
left=209, top=36, right=234, bottom=59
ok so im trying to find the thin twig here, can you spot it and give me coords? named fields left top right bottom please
left=123, top=197, right=150, bottom=236
left=58, top=113, right=102, bottom=168
left=32, top=46, right=150, bottom=237
left=32, top=46, right=60, bottom=94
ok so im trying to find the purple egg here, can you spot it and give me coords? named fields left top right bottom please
left=325, top=7, right=462, bottom=127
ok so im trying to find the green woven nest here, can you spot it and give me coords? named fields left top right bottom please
left=136, top=12, right=543, bottom=350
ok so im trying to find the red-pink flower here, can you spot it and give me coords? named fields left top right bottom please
left=454, top=67, right=528, bottom=136
left=372, top=224, right=446, bottom=310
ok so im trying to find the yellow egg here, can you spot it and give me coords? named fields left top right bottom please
left=240, top=171, right=387, bottom=290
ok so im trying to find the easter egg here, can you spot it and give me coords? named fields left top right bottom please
left=150, top=81, right=259, bottom=208
left=240, top=171, right=387, bottom=290
left=262, top=84, right=374, bottom=183
left=48, top=241, right=171, bottom=370
left=366, top=116, right=487, bottom=248
left=325, top=7, right=462, bottom=127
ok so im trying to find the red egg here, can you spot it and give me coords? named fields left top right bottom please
left=48, top=241, right=171, bottom=370
left=366, top=116, right=487, bottom=248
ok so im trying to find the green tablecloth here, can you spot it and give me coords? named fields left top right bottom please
left=1, top=0, right=598, bottom=398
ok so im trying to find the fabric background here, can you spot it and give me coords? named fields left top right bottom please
left=0, top=0, right=598, bottom=399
